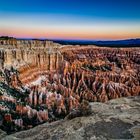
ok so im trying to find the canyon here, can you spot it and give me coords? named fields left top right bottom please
left=0, top=37, right=140, bottom=138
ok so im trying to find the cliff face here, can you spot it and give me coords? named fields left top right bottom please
left=0, top=39, right=63, bottom=83
left=0, top=38, right=60, bottom=48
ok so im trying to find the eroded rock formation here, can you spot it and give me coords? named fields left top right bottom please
left=1, top=96, right=140, bottom=140
left=0, top=37, right=63, bottom=84
left=60, top=46, right=140, bottom=102
left=0, top=38, right=139, bottom=134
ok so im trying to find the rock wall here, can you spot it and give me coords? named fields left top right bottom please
left=0, top=38, right=60, bottom=48
left=0, top=38, right=63, bottom=83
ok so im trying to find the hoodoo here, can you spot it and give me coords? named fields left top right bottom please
left=0, top=37, right=139, bottom=134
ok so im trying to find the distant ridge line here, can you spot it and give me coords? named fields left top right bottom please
left=0, top=36, right=140, bottom=47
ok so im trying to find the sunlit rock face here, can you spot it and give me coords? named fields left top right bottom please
left=0, top=38, right=63, bottom=84
left=0, top=37, right=61, bottom=68
left=0, top=39, right=139, bottom=134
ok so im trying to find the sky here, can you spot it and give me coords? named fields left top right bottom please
left=0, top=0, right=140, bottom=40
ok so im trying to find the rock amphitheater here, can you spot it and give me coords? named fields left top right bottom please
left=0, top=37, right=140, bottom=134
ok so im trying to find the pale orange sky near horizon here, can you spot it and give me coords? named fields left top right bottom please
left=0, top=14, right=140, bottom=40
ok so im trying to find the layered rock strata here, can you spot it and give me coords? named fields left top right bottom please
left=0, top=38, right=63, bottom=84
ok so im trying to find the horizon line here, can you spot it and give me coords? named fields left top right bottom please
left=0, top=36, right=140, bottom=42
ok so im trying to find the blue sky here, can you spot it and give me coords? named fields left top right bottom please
left=0, top=0, right=140, bottom=40
left=1, top=0, right=140, bottom=20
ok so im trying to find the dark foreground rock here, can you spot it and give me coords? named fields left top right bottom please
left=1, top=96, right=140, bottom=140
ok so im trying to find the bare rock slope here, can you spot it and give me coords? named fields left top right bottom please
left=2, top=96, right=140, bottom=140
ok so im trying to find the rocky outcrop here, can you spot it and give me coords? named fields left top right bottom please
left=1, top=96, right=140, bottom=140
